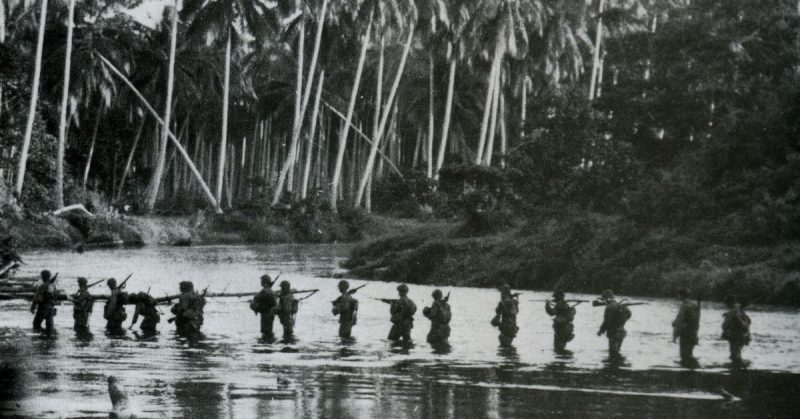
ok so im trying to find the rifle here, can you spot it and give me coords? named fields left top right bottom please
left=531, top=299, right=590, bottom=303
left=86, top=278, right=105, bottom=289
left=372, top=297, right=398, bottom=304
left=592, top=300, right=648, bottom=307
left=269, top=273, right=282, bottom=288
left=118, top=273, right=133, bottom=290
left=444, top=291, right=451, bottom=303
left=348, top=284, right=367, bottom=295
left=49, top=272, right=59, bottom=284
left=297, top=289, right=318, bottom=301
left=285, top=289, right=319, bottom=295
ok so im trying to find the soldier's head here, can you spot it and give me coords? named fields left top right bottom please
left=107, top=277, right=117, bottom=289
left=601, top=289, right=614, bottom=301
left=260, top=274, right=272, bottom=286
left=338, top=280, right=350, bottom=293
left=499, top=284, right=511, bottom=297
left=678, top=288, right=690, bottom=299
left=179, top=281, right=193, bottom=293
left=553, top=290, right=565, bottom=302
left=40, top=270, right=51, bottom=281
left=724, top=294, right=737, bottom=308
left=77, top=277, right=88, bottom=289
left=432, top=289, right=442, bottom=301
left=397, top=284, right=409, bottom=296
left=280, top=280, right=291, bottom=291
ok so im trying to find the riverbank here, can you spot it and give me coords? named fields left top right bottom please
left=0, top=207, right=418, bottom=250
left=342, top=212, right=800, bottom=306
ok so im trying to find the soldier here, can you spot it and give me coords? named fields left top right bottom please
left=596, top=289, right=632, bottom=357
left=129, top=292, right=160, bottom=335
left=171, top=281, right=206, bottom=336
left=250, top=275, right=277, bottom=340
left=275, top=280, right=299, bottom=340
left=387, top=284, right=416, bottom=343
left=545, top=290, right=576, bottom=352
left=31, top=270, right=58, bottom=332
left=722, top=294, right=751, bottom=365
left=72, top=277, right=94, bottom=332
left=422, top=289, right=451, bottom=346
left=672, top=288, right=700, bottom=363
left=332, top=280, right=359, bottom=339
left=491, top=284, right=519, bottom=347
left=104, top=278, right=127, bottom=332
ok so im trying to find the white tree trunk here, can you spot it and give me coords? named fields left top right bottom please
left=475, top=35, right=503, bottom=165
left=426, top=41, right=435, bottom=178
left=301, top=71, right=324, bottom=199
left=82, top=111, right=101, bottom=189
left=15, top=0, right=48, bottom=198
left=499, top=91, right=507, bottom=169
left=483, top=69, right=501, bottom=166
left=215, top=30, right=232, bottom=204
left=329, top=15, right=372, bottom=213
left=56, top=0, right=75, bottom=208
left=116, top=116, right=145, bottom=201
left=588, top=0, right=606, bottom=101
left=354, top=24, right=415, bottom=207
left=434, top=47, right=456, bottom=180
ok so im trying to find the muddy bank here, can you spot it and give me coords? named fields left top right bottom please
left=342, top=213, right=800, bottom=306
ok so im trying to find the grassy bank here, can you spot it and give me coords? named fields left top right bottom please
left=342, top=212, right=800, bottom=306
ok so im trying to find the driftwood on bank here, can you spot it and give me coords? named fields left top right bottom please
left=50, top=204, right=93, bottom=217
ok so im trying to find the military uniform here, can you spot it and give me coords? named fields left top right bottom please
left=72, top=278, right=94, bottom=331
left=31, top=272, right=58, bottom=331
left=275, top=282, right=299, bottom=340
left=423, top=290, right=451, bottom=345
left=672, top=298, right=700, bottom=361
left=545, top=295, right=575, bottom=352
left=598, top=294, right=631, bottom=356
left=332, top=292, right=358, bottom=339
left=722, top=298, right=751, bottom=364
left=104, top=281, right=128, bottom=331
left=131, top=293, right=160, bottom=334
left=492, top=286, right=519, bottom=346
left=387, top=284, right=416, bottom=342
left=171, top=283, right=205, bottom=335
left=251, top=283, right=277, bottom=339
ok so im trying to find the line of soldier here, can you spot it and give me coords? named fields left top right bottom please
left=28, top=270, right=754, bottom=365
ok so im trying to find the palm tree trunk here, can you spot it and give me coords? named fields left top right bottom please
left=475, top=35, right=503, bottom=165
left=55, top=0, right=75, bottom=208
left=330, top=14, right=372, bottom=213
left=115, top=115, right=145, bottom=201
left=588, top=0, right=606, bottom=101
left=15, top=0, right=48, bottom=198
left=434, top=47, right=456, bottom=180
left=354, top=23, right=415, bottom=207
left=499, top=91, right=507, bottom=169
left=426, top=33, right=435, bottom=179
left=0, top=0, right=6, bottom=121
left=301, top=71, right=325, bottom=199
left=484, top=69, right=501, bottom=166
left=82, top=111, right=101, bottom=189
left=145, top=0, right=178, bottom=211
left=216, top=29, right=232, bottom=204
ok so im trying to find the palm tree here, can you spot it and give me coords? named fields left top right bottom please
left=15, top=0, right=48, bottom=199
left=55, top=0, right=75, bottom=209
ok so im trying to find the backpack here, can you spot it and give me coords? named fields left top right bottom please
left=440, top=302, right=452, bottom=324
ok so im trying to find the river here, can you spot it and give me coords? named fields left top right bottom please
left=0, top=244, right=799, bottom=418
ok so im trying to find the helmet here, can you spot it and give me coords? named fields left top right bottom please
left=179, top=281, right=194, bottom=292
left=107, top=278, right=117, bottom=288
left=601, top=289, right=614, bottom=300
left=499, top=284, right=511, bottom=295
left=77, top=277, right=88, bottom=287
left=432, top=289, right=442, bottom=300
left=280, top=280, right=290, bottom=290
left=552, top=290, right=565, bottom=301
left=338, top=280, right=350, bottom=292
left=260, top=274, right=272, bottom=285
left=397, top=284, right=409, bottom=294
left=41, top=270, right=51, bottom=281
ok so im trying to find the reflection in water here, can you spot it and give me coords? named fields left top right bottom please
left=1, top=244, right=799, bottom=417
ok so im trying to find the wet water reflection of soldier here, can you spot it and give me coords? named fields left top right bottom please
left=71, top=277, right=94, bottom=332
left=423, top=289, right=451, bottom=346
left=251, top=275, right=277, bottom=341
left=275, top=280, right=299, bottom=341
left=332, top=280, right=358, bottom=339
left=491, top=284, right=519, bottom=347
left=31, top=270, right=58, bottom=332
left=545, top=290, right=576, bottom=352
left=596, top=289, right=631, bottom=357
left=104, top=278, right=127, bottom=332
left=672, top=288, right=700, bottom=364
left=387, top=284, right=416, bottom=344
left=171, top=281, right=206, bottom=336
left=129, top=292, right=160, bottom=335
left=722, top=294, right=752, bottom=365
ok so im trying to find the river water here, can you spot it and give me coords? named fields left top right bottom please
left=0, top=244, right=799, bottom=418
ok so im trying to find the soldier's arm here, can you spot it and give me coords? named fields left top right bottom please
left=598, top=308, right=610, bottom=335
left=545, top=301, right=555, bottom=316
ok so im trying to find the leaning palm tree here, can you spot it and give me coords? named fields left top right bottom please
left=55, top=0, right=76, bottom=208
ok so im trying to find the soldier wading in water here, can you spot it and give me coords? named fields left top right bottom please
left=332, top=280, right=359, bottom=339
left=491, top=284, right=519, bottom=347
left=71, top=277, right=94, bottom=332
left=171, top=281, right=206, bottom=336
left=722, top=294, right=752, bottom=365
left=129, top=292, right=160, bottom=335
left=596, top=289, right=632, bottom=357
left=104, top=278, right=127, bottom=332
left=251, top=275, right=277, bottom=341
left=672, top=288, right=701, bottom=364
left=423, top=289, right=451, bottom=346
left=275, top=280, right=299, bottom=341
left=381, top=284, right=416, bottom=344
left=545, top=290, right=576, bottom=352
left=31, top=270, right=58, bottom=332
